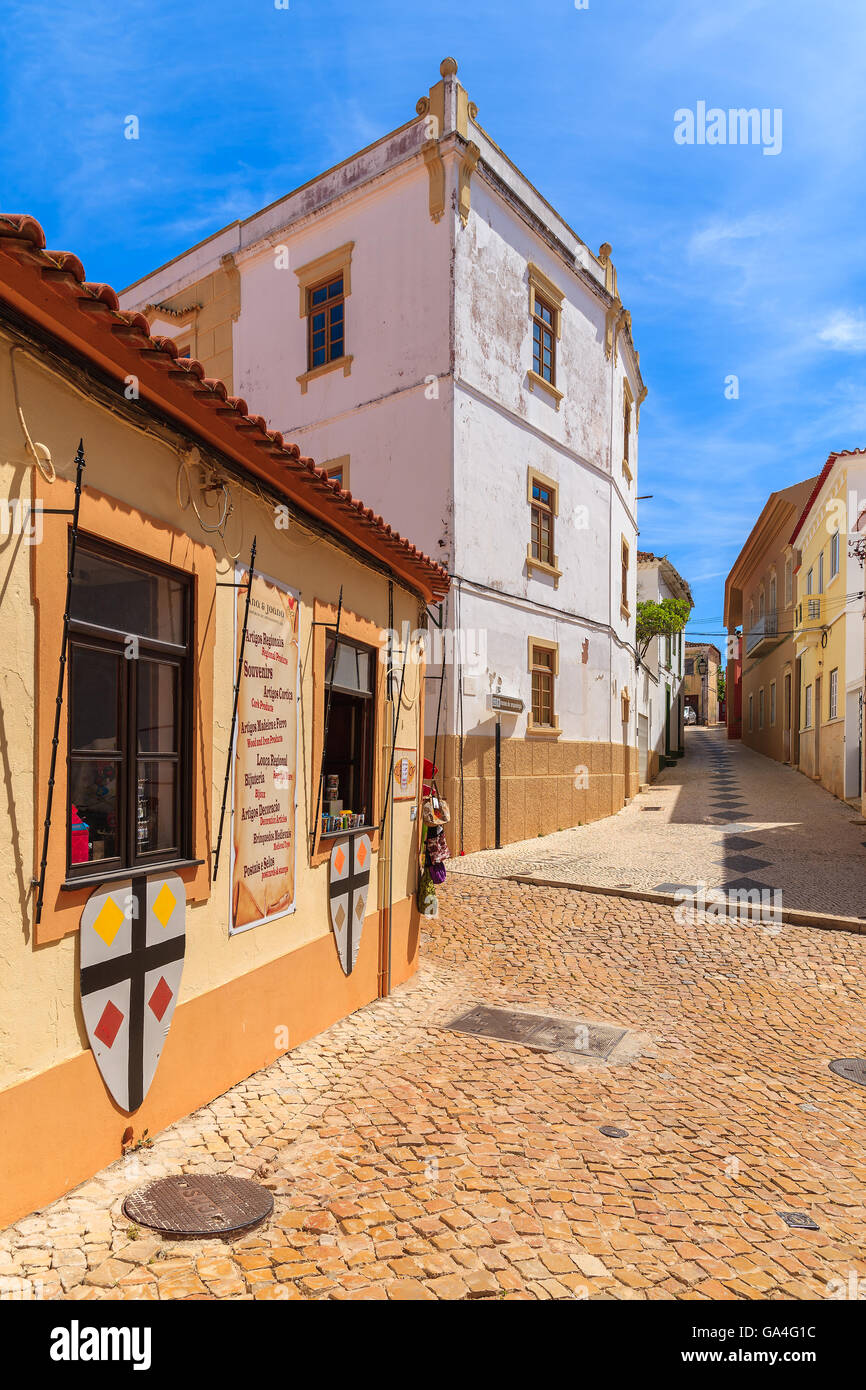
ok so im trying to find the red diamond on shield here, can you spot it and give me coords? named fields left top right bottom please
left=148, top=976, right=173, bottom=1022
left=334, top=846, right=345, bottom=874
left=94, top=999, right=124, bottom=1048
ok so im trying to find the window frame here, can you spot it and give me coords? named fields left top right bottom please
left=830, top=530, right=840, bottom=578
left=320, top=633, right=377, bottom=835
left=829, top=667, right=838, bottom=720
left=306, top=272, right=346, bottom=373
left=770, top=680, right=776, bottom=726
left=64, top=535, right=194, bottom=883
left=804, top=683, right=812, bottom=728
left=620, top=537, right=630, bottom=617
left=294, top=242, right=354, bottom=393
left=323, top=455, right=350, bottom=490
left=526, top=262, right=564, bottom=407
left=526, top=470, right=561, bottom=583
left=528, top=637, right=560, bottom=736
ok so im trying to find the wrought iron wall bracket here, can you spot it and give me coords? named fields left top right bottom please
left=33, top=441, right=86, bottom=926
left=212, top=536, right=257, bottom=881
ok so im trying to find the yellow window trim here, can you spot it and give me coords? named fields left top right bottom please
left=528, top=636, right=560, bottom=675
left=526, top=548, right=562, bottom=586
left=527, top=368, right=563, bottom=408
left=294, top=242, right=354, bottom=317
left=528, top=261, right=565, bottom=339
left=526, top=467, right=559, bottom=513
left=297, top=354, right=354, bottom=395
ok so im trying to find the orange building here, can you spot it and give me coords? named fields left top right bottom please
left=0, top=214, right=448, bottom=1227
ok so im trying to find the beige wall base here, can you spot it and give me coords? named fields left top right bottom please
left=426, top=734, right=639, bottom=854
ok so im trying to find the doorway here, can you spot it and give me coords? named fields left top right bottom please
left=783, top=671, right=792, bottom=762
left=814, top=675, right=821, bottom=778
left=638, top=714, right=648, bottom=783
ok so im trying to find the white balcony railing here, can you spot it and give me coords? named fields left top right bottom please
left=745, top=611, right=779, bottom=655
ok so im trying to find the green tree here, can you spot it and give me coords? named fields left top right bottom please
left=717, top=671, right=726, bottom=701
left=635, top=598, right=692, bottom=660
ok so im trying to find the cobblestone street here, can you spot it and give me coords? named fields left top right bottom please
left=452, top=726, right=866, bottom=922
left=3, top=871, right=865, bottom=1301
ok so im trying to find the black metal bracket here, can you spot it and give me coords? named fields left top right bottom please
left=212, top=536, right=257, bottom=880
left=425, top=602, right=444, bottom=630
left=311, top=588, right=343, bottom=851
left=33, top=441, right=86, bottom=926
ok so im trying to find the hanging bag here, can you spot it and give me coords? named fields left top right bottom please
left=421, top=779, right=450, bottom=826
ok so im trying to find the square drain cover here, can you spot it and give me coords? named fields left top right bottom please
left=446, top=1005, right=626, bottom=1059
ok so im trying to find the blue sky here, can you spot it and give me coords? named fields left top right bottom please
left=2, top=0, right=864, bottom=638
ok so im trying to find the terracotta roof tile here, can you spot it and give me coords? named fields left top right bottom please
left=0, top=212, right=449, bottom=601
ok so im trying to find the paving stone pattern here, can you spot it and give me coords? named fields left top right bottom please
left=451, top=728, right=866, bottom=920
left=2, top=874, right=865, bottom=1300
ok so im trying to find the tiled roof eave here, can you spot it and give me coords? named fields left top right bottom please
left=0, top=213, right=450, bottom=604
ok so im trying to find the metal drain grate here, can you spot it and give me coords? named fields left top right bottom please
left=446, top=1005, right=626, bottom=1058
left=778, top=1211, right=819, bottom=1231
left=829, top=1058, right=866, bottom=1087
left=123, top=1175, right=274, bottom=1237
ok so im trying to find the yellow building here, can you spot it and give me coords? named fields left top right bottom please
left=791, top=451, right=866, bottom=802
left=0, top=213, right=448, bottom=1226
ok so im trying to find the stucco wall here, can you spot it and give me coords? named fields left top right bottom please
left=0, top=331, right=423, bottom=1095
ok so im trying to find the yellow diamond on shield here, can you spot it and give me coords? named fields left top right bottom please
left=153, top=883, right=177, bottom=929
left=92, top=896, right=124, bottom=947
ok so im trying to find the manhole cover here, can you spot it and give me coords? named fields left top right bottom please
left=599, top=1126, right=628, bottom=1138
left=829, top=1058, right=866, bottom=1086
left=123, top=1175, right=273, bottom=1237
left=447, top=1005, right=626, bottom=1059
left=778, top=1211, right=819, bottom=1231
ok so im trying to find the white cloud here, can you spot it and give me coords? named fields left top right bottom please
left=817, top=310, right=866, bottom=354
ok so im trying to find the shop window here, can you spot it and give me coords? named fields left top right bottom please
left=829, top=667, right=838, bottom=719
left=66, top=539, right=192, bottom=878
left=321, top=636, right=375, bottom=831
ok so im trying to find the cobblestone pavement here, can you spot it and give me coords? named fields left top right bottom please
left=451, top=726, right=866, bottom=920
left=3, top=873, right=865, bottom=1301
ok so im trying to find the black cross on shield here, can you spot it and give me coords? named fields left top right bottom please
left=329, top=834, right=371, bottom=975
left=79, top=872, right=185, bottom=1112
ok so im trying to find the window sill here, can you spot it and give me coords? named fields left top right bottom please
left=297, top=355, right=353, bottom=395
left=526, top=549, right=562, bottom=586
left=527, top=723, right=562, bottom=739
left=62, top=857, right=205, bottom=891
left=527, top=369, right=563, bottom=409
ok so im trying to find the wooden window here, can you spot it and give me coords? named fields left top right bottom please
left=621, top=538, right=630, bottom=613
left=622, top=383, right=633, bottom=479
left=531, top=480, right=554, bottom=565
left=685, top=657, right=694, bottom=675
left=829, top=667, right=838, bottom=720
left=321, top=635, right=376, bottom=830
left=532, top=290, right=556, bottom=385
left=307, top=273, right=345, bottom=371
left=323, top=456, right=350, bottom=490
left=530, top=643, right=556, bottom=728
left=66, top=539, right=192, bottom=879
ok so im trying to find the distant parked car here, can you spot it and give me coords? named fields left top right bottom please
left=684, top=706, right=697, bottom=725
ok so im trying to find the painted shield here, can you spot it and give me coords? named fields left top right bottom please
left=79, top=872, right=185, bottom=1113
left=328, top=834, right=371, bottom=975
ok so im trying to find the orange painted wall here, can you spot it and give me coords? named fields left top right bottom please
left=0, top=895, right=419, bottom=1229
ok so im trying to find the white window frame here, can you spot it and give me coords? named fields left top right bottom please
left=829, top=667, right=838, bottom=720
left=830, top=530, right=840, bottom=578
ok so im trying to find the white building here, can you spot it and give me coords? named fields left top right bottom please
left=636, top=553, right=693, bottom=783
left=121, top=57, right=648, bottom=852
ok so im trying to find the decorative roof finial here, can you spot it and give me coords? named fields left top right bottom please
left=440, top=56, right=458, bottom=77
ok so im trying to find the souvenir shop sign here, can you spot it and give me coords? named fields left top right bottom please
left=230, top=569, right=300, bottom=933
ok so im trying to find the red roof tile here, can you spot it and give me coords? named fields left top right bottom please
left=789, top=449, right=866, bottom=546
left=0, top=213, right=450, bottom=602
